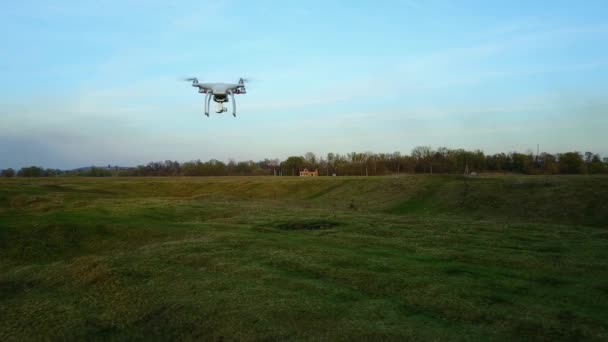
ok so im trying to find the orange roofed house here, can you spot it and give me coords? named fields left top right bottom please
left=299, top=168, right=319, bottom=176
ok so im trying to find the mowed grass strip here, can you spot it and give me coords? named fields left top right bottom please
left=1, top=175, right=607, bottom=340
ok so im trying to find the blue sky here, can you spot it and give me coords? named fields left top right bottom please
left=1, top=0, right=607, bottom=169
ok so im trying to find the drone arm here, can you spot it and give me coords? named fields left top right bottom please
left=230, top=91, right=236, bottom=117
left=196, top=83, right=214, bottom=90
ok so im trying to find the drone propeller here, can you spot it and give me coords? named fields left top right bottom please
left=182, top=77, right=198, bottom=82
left=239, top=77, right=252, bottom=84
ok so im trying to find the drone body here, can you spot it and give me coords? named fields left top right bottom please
left=185, top=78, right=247, bottom=117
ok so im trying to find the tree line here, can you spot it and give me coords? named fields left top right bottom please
left=2, top=147, right=607, bottom=178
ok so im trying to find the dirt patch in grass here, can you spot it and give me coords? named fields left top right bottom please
left=275, top=219, right=340, bottom=231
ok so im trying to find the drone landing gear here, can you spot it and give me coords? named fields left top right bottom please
left=204, top=93, right=211, bottom=116
left=230, top=91, right=236, bottom=117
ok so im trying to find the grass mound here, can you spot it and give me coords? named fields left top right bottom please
left=1, top=175, right=607, bottom=340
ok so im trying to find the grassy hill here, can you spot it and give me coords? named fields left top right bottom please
left=1, top=175, right=607, bottom=340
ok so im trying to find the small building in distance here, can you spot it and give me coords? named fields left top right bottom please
left=299, top=168, right=319, bottom=177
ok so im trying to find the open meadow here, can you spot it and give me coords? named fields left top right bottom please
left=1, top=175, right=607, bottom=341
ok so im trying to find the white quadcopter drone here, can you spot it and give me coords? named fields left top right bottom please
left=184, top=77, right=247, bottom=117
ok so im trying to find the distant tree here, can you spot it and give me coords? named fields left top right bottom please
left=226, top=159, right=237, bottom=175
left=1, top=168, right=16, bottom=177
left=235, top=161, right=254, bottom=176
left=317, top=156, right=329, bottom=176
left=326, top=153, right=339, bottom=175
left=431, top=147, right=451, bottom=173
left=412, top=146, right=433, bottom=173
left=486, top=153, right=507, bottom=172
left=474, top=150, right=487, bottom=172
left=373, top=153, right=389, bottom=175
left=45, top=168, right=61, bottom=177
left=588, top=154, right=605, bottom=174
left=559, top=152, right=586, bottom=174
left=539, top=153, right=559, bottom=174
left=10, top=148, right=607, bottom=178
left=390, top=151, right=404, bottom=174
left=281, top=156, right=306, bottom=176
left=364, top=151, right=377, bottom=175
left=511, top=152, right=534, bottom=174
left=448, top=149, right=469, bottom=174
left=182, top=160, right=202, bottom=176
left=86, top=166, right=111, bottom=177
left=304, top=152, right=317, bottom=168
left=344, top=152, right=369, bottom=175
left=207, top=159, right=228, bottom=176
left=401, top=155, right=417, bottom=173
left=256, top=158, right=279, bottom=175
left=17, top=166, right=44, bottom=177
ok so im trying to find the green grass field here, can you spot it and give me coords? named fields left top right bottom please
left=1, top=175, right=607, bottom=341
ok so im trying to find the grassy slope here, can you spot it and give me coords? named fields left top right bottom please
left=0, top=175, right=607, bottom=341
